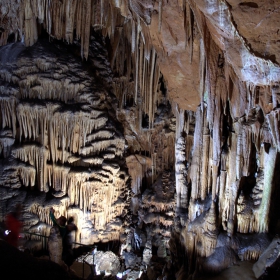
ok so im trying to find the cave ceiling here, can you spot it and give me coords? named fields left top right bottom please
left=1, top=1, right=278, bottom=111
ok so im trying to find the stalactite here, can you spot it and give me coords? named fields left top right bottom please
left=0, top=69, right=13, bottom=82
left=139, top=38, right=144, bottom=103
left=109, top=25, right=123, bottom=69
left=12, top=145, right=49, bottom=192
left=100, top=0, right=104, bottom=27
left=49, top=111, right=109, bottom=163
left=24, top=0, right=38, bottom=46
left=80, top=0, right=92, bottom=59
left=241, top=125, right=252, bottom=176
left=49, top=165, right=70, bottom=194
left=200, top=133, right=210, bottom=200
left=158, top=0, right=162, bottom=33
left=130, top=17, right=135, bottom=54
left=134, top=17, right=140, bottom=103
left=202, top=202, right=218, bottom=257
left=18, top=165, right=36, bottom=187
left=127, top=151, right=158, bottom=196
left=235, top=122, right=243, bottom=180
left=266, top=109, right=280, bottom=151
left=237, top=191, right=253, bottom=233
left=64, top=0, right=77, bottom=43
left=211, top=77, right=225, bottom=199
left=0, top=133, right=14, bottom=158
left=199, top=38, right=206, bottom=101
left=252, top=121, right=261, bottom=153
left=0, top=97, right=17, bottom=137
left=17, top=103, right=48, bottom=143
left=185, top=2, right=193, bottom=62
left=148, top=48, right=156, bottom=129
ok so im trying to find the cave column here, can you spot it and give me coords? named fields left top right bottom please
left=175, top=106, right=188, bottom=213
left=258, top=146, right=277, bottom=232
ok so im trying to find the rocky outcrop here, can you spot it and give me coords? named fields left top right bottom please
left=253, top=236, right=280, bottom=279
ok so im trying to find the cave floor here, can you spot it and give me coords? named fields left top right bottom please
left=38, top=255, right=92, bottom=279
left=196, top=261, right=256, bottom=280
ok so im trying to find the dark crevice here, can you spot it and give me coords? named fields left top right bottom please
left=239, top=2, right=259, bottom=8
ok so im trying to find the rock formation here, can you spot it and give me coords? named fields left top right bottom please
left=0, top=0, right=280, bottom=279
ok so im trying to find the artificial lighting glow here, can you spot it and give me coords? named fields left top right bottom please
left=5, top=230, right=11, bottom=235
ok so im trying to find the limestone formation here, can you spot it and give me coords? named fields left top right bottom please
left=0, top=37, right=130, bottom=246
left=1, top=1, right=280, bottom=279
left=253, top=237, right=280, bottom=279
left=94, top=250, right=121, bottom=276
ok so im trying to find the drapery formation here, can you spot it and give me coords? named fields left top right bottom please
left=176, top=13, right=280, bottom=270
left=0, top=0, right=163, bottom=128
left=0, top=39, right=129, bottom=244
left=1, top=0, right=280, bottom=277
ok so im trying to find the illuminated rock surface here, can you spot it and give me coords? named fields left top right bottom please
left=0, top=1, right=280, bottom=279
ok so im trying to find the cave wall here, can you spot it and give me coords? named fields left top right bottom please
left=0, top=0, right=280, bottom=278
left=0, top=1, right=177, bottom=255
left=0, top=37, right=132, bottom=245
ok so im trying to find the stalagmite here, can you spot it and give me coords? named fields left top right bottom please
left=258, top=147, right=277, bottom=232
left=189, top=104, right=205, bottom=202
left=175, top=107, right=188, bottom=210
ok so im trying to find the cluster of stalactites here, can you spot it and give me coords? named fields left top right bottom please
left=0, top=38, right=130, bottom=242
left=188, top=104, right=212, bottom=204
left=11, top=122, right=127, bottom=214
left=186, top=91, right=278, bottom=236
left=1, top=1, right=165, bottom=129
left=181, top=0, right=195, bottom=62
left=175, top=30, right=280, bottom=271
left=110, top=10, right=162, bottom=129
left=22, top=162, right=127, bottom=239
left=126, top=154, right=152, bottom=196
left=67, top=168, right=127, bottom=229
left=0, top=96, right=17, bottom=137
left=184, top=22, right=279, bottom=216
left=17, top=73, right=87, bottom=103
left=16, top=102, right=110, bottom=154
left=162, top=132, right=176, bottom=168
left=13, top=145, right=49, bottom=191
left=149, top=124, right=176, bottom=182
